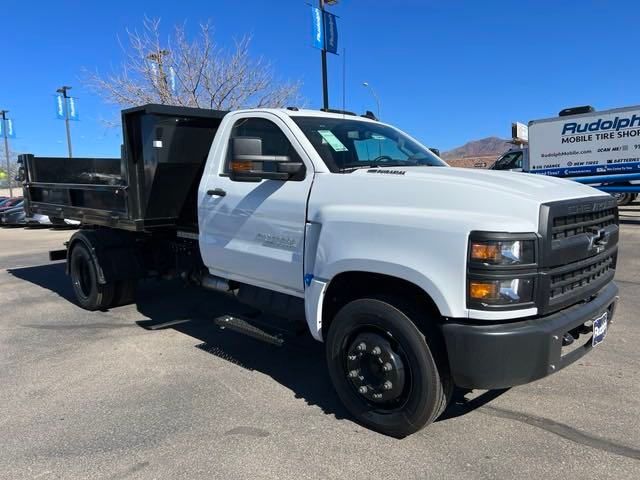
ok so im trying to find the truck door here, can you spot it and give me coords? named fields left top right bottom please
left=198, top=113, right=314, bottom=296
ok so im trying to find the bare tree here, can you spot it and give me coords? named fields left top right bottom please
left=86, top=18, right=301, bottom=110
left=0, top=152, right=20, bottom=191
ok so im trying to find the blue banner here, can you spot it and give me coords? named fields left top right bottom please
left=1, top=118, right=16, bottom=138
left=6, top=119, right=15, bottom=138
left=55, top=95, right=79, bottom=121
left=323, top=11, right=338, bottom=54
left=311, top=6, right=324, bottom=50
left=55, top=94, right=65, bottom=119
left=67, top=97, right=79, bottom=121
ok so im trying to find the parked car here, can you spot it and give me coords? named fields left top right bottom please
left=25, top=212, right=52, bottom=227
left=0, top=204, right=26, bottom=226
left=49, top=217, right=81, bottom=229
left=0, top=197, right=23, bottom=213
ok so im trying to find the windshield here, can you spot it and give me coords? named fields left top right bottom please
left=492, top=151, right=523, bottom=170
left=291, top=116, right=447, bottom=173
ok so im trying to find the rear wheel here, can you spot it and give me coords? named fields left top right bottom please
left=69, top=243, right=115, bottom=310
left=326, top=297, right=451, bottom=438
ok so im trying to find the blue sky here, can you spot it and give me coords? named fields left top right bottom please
left=2, top=0, right=640, bottom=157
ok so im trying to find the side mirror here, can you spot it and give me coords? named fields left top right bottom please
left=229, top=137, right=304, bottom=182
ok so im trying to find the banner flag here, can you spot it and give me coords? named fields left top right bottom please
left=311, top=7, right=324, bottom=50
left=323, top=11, right=338, bottom=54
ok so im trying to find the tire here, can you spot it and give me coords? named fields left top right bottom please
left=113, top=279, right=137, bottom=307
left=615, top=193, right=631, bottom=206
left=326, top=297, right=452, bottom=438
left=69, top=243, right=115, bottom=311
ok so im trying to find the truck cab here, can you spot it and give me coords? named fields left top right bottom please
left=22, top=105, right=619, bottom=438
left=491, top=147, right=528, bottom=172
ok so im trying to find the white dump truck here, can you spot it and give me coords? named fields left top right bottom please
left=21, top=104, right=619, bottom=437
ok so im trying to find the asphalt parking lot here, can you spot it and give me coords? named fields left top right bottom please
left=1, top=208, right=639, bottom=480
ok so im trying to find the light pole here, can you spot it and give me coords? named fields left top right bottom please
left=56, top=86, right=73, bottom=158
left=0, top=110, right=12, bottom=197
left=147, top=50, right=171, bottom=100
left=319, top=0, right=330, bottom=110
left=362, top=82, right=381, bottom=120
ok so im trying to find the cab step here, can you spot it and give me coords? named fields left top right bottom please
left=213, top=315, right=285, bottom=347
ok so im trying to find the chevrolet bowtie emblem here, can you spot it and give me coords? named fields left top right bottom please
left=587, top=227, right=608, bottom=254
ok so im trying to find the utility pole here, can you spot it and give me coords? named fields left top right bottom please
left=147, top=50, right=171, bottom=101
left=319, top=0, right=329, bottom=110
left=57, top=86, right=73, bottom=158
left=1, top=110, right=11, bottom=197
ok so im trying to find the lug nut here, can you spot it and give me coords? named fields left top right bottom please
left=356, top=342, right=367, bottom=352
left=348, top=369, right=359, bottom=378
left=348, top=354, right=357, bottom=361
left=371, top=346, right=382, bottom=355
left=383, top=362, right=392, bottom=372
left=383, top=381, right=393, bottom=391
left=358, top=386, right=368, bottom=394
left=373, top=393, right=382, bottom=399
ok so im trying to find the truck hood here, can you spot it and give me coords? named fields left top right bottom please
left=352, top=166, right=602, bottom=202
left=308, top=166, right=607, bottom=233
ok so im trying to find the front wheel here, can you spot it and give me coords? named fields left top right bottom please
left=326, top=297, right=451, bottom=437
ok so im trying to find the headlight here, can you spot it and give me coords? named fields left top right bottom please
left=467, top=232, right=538, bottom=310
left=470, top=239, right=535, bottom=266
left=468, top=278, right=535, bottom=305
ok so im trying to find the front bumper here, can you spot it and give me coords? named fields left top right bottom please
left=441, top=282, right=618, bottom=389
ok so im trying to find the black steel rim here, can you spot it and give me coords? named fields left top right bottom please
left=342, top=324, right=412, bottom=411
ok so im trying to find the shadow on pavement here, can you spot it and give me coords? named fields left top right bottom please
left=7, top=262, right=349, bottom=420
left=437, top=388, right=510, bottom=422
left=8, top=262, right=76, bottom=302
left=8, top=262, right=504, bottom=425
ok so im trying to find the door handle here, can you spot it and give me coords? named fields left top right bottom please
left=207, top=188, right=226, bottom=197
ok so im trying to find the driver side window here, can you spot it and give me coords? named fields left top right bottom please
left=225, top=117, right=305, bottom=179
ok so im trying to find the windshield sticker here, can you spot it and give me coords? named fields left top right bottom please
left=318, top=130, right=348, bottom=152
left=371, top=134, right=386, bottom=140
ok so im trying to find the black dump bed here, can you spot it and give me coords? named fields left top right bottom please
left=21, top=104, right=226, bottom=232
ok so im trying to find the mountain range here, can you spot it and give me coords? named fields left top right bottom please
left=441, top=137, right=512, bottom=168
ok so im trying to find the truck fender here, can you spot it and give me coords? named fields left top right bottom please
left=66, top=230, right=142, bottom=284
left=304, top=264, right=451, bottom=342
left=66, top=231, right=108, bottom=284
